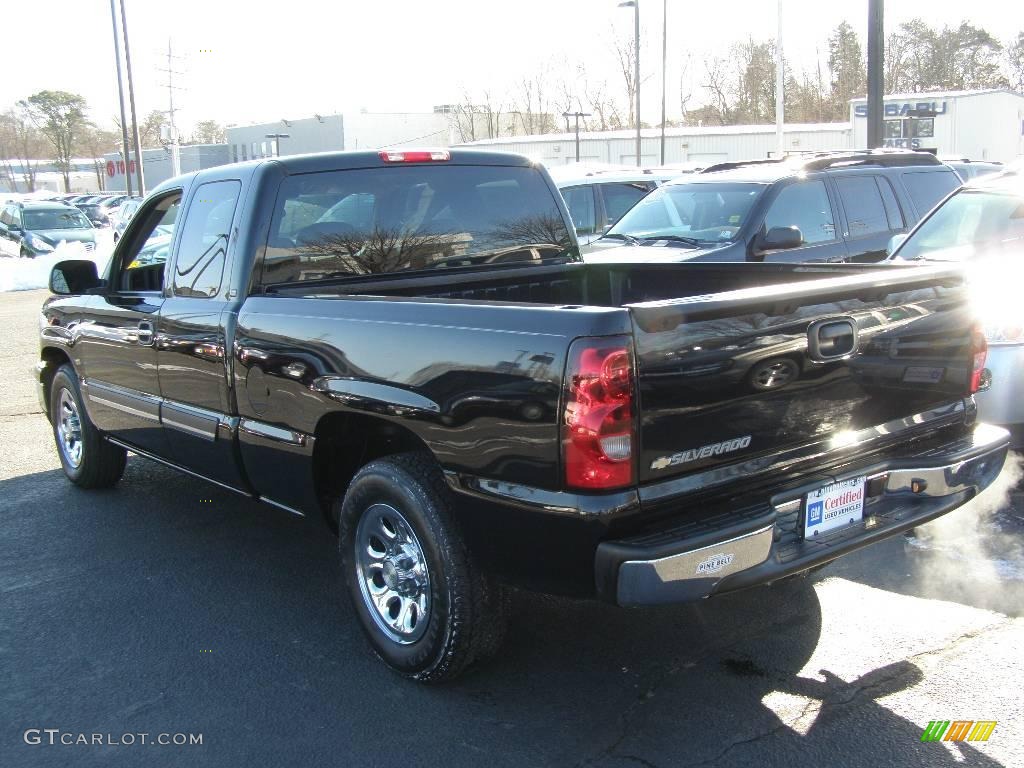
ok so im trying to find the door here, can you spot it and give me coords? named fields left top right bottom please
left=756, top=178, right=849, bottom=263
left=75, top=191, right=181, bottom=456
left=156, top=179, right=249, bottom=490
left=0, top=205, right=22, bottom=257
left=833, top=174, right=905, bottom=263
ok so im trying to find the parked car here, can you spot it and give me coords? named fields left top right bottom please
left=888, top=170, right=1024, bottom=446
left=942, top=157, right=1004, bottom=183
left=549, top=166, right=680, bottom=246
left=111, top=197, right=142, bottom=242
left=0, top=201, right=96, bottom=258
left=586, top=149, right=962, bottom=262
left=39, top=149, right=1008, bottom=682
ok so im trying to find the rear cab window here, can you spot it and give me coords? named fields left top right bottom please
left=261, top=164, right=575, bottom=286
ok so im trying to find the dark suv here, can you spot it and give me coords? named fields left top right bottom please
left=0, top=201, right=97, bottom=258
left=586, top=150, right=961, bottom=263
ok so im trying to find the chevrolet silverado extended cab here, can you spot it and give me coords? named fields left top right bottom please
left=38, top=149, right=1009, bottom=682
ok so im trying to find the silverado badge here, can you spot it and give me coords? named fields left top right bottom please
left=650, top=435, right=752, bottom=471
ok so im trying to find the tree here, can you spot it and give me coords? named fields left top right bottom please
left=1008, top=32, right=1024, bottom=92
left=138, top=109, right=168, bottom=148
left=20, top=90, right=88, bottom=192
left=80, top=123, right=121, bottom=191
left=885, top=19, right=1007, bottom=93
left=190, top=119, right=225, bottom=144
left=0, top=107, right=48, bottom=192
left=613, top=32, right=640, bottom=128
left=827, top=21, right=865, bottom=120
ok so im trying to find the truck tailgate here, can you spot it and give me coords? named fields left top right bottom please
left=627, top=264, right=977, bottom=487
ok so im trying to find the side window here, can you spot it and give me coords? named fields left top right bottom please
left=114, top=193, right=181, bottom=293
left=561, top=185, right=597, bottom=235
left=902, top=170, right=960, bottom=217
left=835, top=176, right=889, bottom=238
left=876, top=177, right=905, bottom=231
left=601, top=182, right=651, bottom=227
left=172, top=180, right=241, bottom=298
left=763, top=180, right=836, bottom=245
left=0, top=206, right=11, bottom=227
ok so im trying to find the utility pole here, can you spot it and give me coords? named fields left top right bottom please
left=660, top=0, right=667, bottom=165
left=618, top=0, right=641, bottom=166
left=866, top=0, right=884, bottom=148
left=562, top=112, right=592, bottom=162
left=119, top=0, right=145, bottom=195
left=108, top=0, right=132, bottom=196
left=775, top=0, right=785, bottom=158
left=157, top=39, right=187, bottom=177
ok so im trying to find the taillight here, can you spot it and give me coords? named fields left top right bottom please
left=562, top=336, right=636, bottom=490
left=969, top=324, right=988, bottom=394
left=378, top=149, right=451, bottom=163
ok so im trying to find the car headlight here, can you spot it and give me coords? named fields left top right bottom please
left=26, top=234, right=54, bottom=252
left=983, top=324, right=1024, bottom=345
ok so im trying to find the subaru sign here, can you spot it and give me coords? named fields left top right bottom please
left=855, top=101, right=948, bottom=118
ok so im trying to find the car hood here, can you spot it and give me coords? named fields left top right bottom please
left=581, top=241, right=736, bottom=264
left=32, top=228, right=96, bottom=245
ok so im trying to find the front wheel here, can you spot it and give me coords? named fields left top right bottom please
left=337, top=453, right=508, bottom=682
left=50, top=364, right=127, bottom=488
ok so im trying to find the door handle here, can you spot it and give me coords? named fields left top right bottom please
left=136, top=320, right=155, bottom=346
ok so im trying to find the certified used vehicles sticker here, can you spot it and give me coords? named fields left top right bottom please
left=650, top=436, right=752, bottom=471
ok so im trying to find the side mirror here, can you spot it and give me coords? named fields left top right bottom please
left=886, top=233, right=908, bottom=257
left=758, top=226, right=803, bottom=251
left=50, top=259, right=102, bottom=295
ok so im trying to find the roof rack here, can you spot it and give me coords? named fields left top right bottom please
left=699, top=148, right=942, bottom=175
left=698, top=157, right=786, bottom=174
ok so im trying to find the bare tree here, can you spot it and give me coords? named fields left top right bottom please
left=613, top=33, right=639, bottom=128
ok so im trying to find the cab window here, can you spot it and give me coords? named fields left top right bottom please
left=172, top=181, right=241, bottom=298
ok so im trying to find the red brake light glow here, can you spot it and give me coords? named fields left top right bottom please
left=562, top=337, right=636, bottom=490
left=378, top=150, right=451, bottom=163
left=969, top=324, right=988, bottom=394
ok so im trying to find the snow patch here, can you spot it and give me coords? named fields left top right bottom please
left=0, top=230, right=114, bottom=293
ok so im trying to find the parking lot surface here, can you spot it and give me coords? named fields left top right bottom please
left=1, top=287, right=1022, bottom=767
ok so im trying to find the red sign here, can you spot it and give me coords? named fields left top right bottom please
left=106, top=159, right=137, bottom=177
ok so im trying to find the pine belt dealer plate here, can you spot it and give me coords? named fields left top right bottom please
left=803, top=476, right=866, bottom=538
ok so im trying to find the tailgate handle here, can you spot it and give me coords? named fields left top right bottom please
left=807, top=318, right=858, bottom=361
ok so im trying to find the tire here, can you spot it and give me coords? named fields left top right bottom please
left=50, top=364, right=127, bottom=488
left=337, top=452, right=508, bottom=683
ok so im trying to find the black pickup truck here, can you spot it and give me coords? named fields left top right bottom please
left=38, top=149, right=1009, bottom=682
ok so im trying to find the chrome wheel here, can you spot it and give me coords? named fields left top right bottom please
left=355, top=503, right=431, bottom=645
left=751, top=359, right=798, bottom=390
left=57, top=389, right=83, bottom=468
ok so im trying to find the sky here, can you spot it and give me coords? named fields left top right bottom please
left=5, top=0, right=1023, bottom=135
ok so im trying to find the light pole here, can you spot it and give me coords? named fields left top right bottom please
left=562, top=111, right=592, bottom=162
left=108, top=0, right=132, bottom=196
left=618, top=0, right=641, bottom=166
left=867, top=0, right=884, bottom=149
left=660, top=0, right=667, bottom=165
left=265, top=133, right=290, bottom=157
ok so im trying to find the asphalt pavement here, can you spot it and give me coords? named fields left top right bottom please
left=1, top=287, right=1022, bottom=768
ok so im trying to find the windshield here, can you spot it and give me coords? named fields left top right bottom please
left=23, top=209, right=92, bottom=230
left=896, top=189, right=1024, bottom=262
left=262, top=164, right=574, bottom=285
left=605, top=182, right=764, bottom=244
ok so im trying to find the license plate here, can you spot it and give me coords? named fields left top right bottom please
left=903, top=366, right=945, bottom=384
left=804, top=476, right=866, bottom=538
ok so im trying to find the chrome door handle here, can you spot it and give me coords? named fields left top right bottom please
left=136, top=321, right=155, bottom=346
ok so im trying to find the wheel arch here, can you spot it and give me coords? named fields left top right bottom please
left=39, top=346, right=74, bottom=421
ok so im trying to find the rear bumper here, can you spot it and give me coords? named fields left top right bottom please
left=597, top=422, right=1010, bottom=607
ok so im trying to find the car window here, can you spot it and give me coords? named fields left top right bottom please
left=263, top=165, right=573, bottom=286
left=116, top=193, right=182, bottom=293
left=902, top=170, right=960, bottom=217
left=316, top=192, right=376, bottom=231
left=607, top=182, right=763, bottom=244
left=876, top=177, right=905, bottom=230
left=172, top=181, right=241, bottom=298
left=600, top=182, right=652, bottom=227
left=0, top=206, right=11, bottom=227
left=763, top=180, right=836, bottom=244
left=22, top=209, right=92, bottom=230
left=561, top=185, right=597, bottom=235
left=835, top=176, right=889, bottom=238
left=896, top=189, right=1024, bottom=262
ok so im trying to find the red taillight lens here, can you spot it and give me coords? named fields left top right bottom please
left=378, top=149, right=451, bottom=163
left=562, top=337, right=635, bottom=490
left=969, top=324, right=988, bottom=394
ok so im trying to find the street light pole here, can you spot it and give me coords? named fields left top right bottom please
left=660, top=0, right=667, bottom=165
left=618, top=0, right=641, bottom=166
left=867, top=0, right=884, bottom=149
left=119, top=0, right=145, bottom=195
left=108, top=0, right=132, bottom=196
left=562, top=112, right=592, bottom=162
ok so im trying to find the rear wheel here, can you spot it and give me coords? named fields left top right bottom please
left=337, top=453, right=508, bottom=682
left=50, top=365, right=127, bottom=488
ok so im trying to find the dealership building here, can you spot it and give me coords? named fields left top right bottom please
left=462, top=88, right=1024, bottom=166
left=101, top=144, right=230, bottom=193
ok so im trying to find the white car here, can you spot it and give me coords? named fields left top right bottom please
left=549, top=166, right=690, bottom=247
left=888, top=170, right=1024, bottom=446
